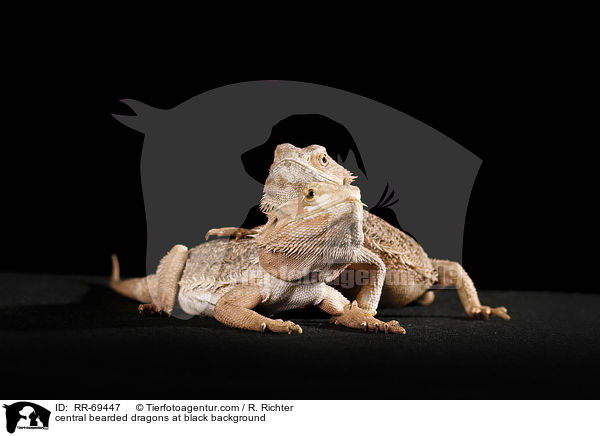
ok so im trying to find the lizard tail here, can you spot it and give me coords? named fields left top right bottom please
left=109, top=254, right=153, bottom=303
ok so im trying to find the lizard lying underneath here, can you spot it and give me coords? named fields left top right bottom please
left=208, top=143, right=510, bottom=321
left=110, top=182, right=404, bottom=334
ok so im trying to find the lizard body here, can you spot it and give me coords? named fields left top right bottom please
left=207, top=143, right=509, bottom=320
left=110, top=182, right=404, bottom=334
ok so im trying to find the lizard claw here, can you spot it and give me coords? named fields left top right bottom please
left=385, top=320, right=406, bottom=334
left=330, top=302, right=406, bottom=334
left=285, top=325, right=303, bottom=335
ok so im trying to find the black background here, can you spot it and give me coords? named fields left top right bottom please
left=2, top=43, right=590, bottom=292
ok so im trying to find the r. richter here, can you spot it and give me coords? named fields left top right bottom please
left=261, top=404, right=294, bottom=412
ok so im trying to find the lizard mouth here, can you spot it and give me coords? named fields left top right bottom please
left=278, top=158, right=345, bottom=185
left=288, top=198, right=364, bottom=224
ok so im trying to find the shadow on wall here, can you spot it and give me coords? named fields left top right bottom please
left=238, top=114, right=414, bottom=238
left=113, top=81, right=480, bottom=271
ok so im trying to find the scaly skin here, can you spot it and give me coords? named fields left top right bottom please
left=110, top=182, right=405, bottom=334
left=207, top=143, right=509, bottom=321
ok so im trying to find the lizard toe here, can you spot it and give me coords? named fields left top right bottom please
left=265, top=320, right=302, bottom=335
left=469, top=305, right=510, bottom=321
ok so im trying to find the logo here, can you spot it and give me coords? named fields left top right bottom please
left=3, top=402, right=50, bottom=433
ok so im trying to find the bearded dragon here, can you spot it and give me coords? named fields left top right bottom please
left=207, top=143, right=510, bottom=320
left=110, top=182, right=404, bottom=334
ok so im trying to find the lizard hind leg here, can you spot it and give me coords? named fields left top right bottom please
left=432, top=259, right=510, bottom=320
left=416, top=290, right=435, bottom=306
left=109, top=245, right=189, bottom=316
left=149, top=244, right=189, bottom=316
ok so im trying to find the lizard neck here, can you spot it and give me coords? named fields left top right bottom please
left=258, top=246, right=358, bottom=283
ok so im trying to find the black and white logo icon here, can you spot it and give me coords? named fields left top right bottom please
left=3, top=402, right=50, bottom=433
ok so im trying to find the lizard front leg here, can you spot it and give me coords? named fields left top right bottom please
left=318, top=286, right=405, bottom=334
left=214, top=286, right=303, bottom=334
left=432, top=259, right=510, bottom=320
left=350, top=247, right=386, bottom=315
left=205, top=227, right=259, bottom=241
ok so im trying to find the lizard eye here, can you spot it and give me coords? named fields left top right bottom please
left=321, top=154, right=328, bottom=165
left=305, top=188, right=316, bottom=201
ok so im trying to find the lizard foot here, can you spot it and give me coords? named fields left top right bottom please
left=138, top=303, right=170, bottom=317
left=330, top=301, right=405, bottom=334
left=260, top=319, right=303, bottom=335
left=468, top=305, right=510, bottom=320
left=205, top=227, right=258, bottom=241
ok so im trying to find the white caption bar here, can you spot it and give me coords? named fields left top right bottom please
left=1, top=400, right=597, bottom=436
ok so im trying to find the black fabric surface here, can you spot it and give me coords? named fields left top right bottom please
left=1, top=273, right=599, bottom=399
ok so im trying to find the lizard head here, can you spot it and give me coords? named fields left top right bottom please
left=256, top=182, right=365, bottom=281
left=260, top=143, right=356, bottom=213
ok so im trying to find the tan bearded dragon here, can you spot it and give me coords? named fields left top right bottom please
left=110, top=182, right=405, bottom=334
left=208, top=143, right=510, bottom=320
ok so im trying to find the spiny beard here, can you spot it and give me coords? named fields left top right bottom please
left=256, top=208, right=364, bottom=265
